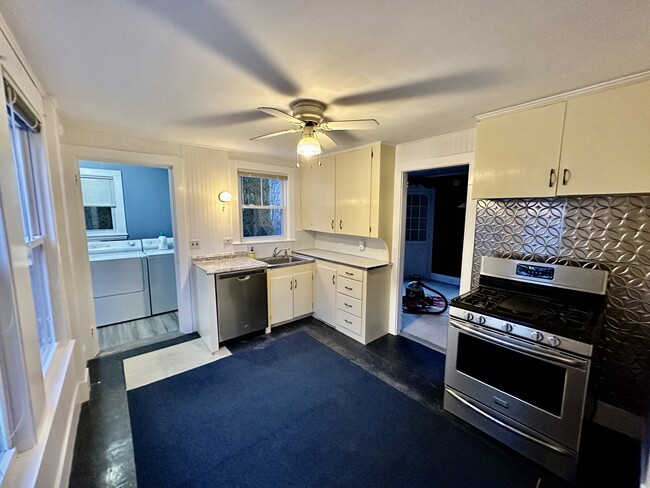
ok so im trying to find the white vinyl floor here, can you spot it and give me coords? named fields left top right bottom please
left=400, top=279, right=460, bottom=353
left=123, top=338, right=231, bottom=390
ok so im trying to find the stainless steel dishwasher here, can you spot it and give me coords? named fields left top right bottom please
left=215, top=267, right=268, bottom=341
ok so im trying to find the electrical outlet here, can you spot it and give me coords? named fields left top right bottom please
left=223, top=237, right=233, bottom=245
left=190, top=239, right=200, bottom=249
left=359, top=239, right=365, bottom=251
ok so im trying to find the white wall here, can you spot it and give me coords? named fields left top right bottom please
left=388, top=129, right=477, bottom=335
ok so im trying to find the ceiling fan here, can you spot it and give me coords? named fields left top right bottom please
left=250, top=99, right=379, bottom=161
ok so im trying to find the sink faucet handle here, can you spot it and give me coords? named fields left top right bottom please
left=272, top=246, right=279, bottom=257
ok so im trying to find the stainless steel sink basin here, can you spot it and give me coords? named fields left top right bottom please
left=258, top=255, right=313, bottom=267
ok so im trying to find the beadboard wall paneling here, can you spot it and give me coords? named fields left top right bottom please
left=182, top=145, right=232, bottom=256
left=473, top=196, right=650, bottom=415
left=61, top=124, right=182, bottom=157
left=396, top=128, right=476, bottom=164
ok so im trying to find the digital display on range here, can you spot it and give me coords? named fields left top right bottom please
left=516, top=263, right=555, bottom=280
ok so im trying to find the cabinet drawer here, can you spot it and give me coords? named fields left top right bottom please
left=336, top=308, right=362, bottom=335
left=337, top=293, right=362, bottom=318
left=337, top=276, right=363, bottom=300
left=337, top=265, right=363, bottom=282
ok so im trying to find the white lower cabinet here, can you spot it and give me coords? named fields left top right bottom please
left=313, top=259, right=390, bottom=345
left=267, top=263, right=314, bottom=327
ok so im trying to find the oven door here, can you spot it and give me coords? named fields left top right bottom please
left=445, top=318, right=590, bottom=450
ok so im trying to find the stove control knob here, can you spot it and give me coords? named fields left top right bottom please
left=477, top=316, right=486, bottom=325
left=502, top=323, right=513, bottom=333
left=531, top=331, right=544, bottom=342
left=465, top=312, right=474, bottom=322
left=547, top=336, right=561, bottom=347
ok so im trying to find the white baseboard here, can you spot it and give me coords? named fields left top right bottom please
left=429, top=273, right=461, bottom=286
left=592, top=400, right=645, bottom=441
left=55, top=376, right=87, bottom=488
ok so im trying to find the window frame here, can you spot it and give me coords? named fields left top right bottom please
left=79, top=167, right=127, bottom=240
left=238, top=171, right=287, bottom=242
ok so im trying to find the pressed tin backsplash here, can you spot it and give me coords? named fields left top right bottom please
left=473, top=195, right=650, bottom=415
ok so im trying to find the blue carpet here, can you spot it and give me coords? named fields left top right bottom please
left=128, top=332, right=549, bottom=487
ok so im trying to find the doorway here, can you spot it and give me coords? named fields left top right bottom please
left=79, top=160, right=182, bottom=354
left=399, top=165, right=469, bottom=353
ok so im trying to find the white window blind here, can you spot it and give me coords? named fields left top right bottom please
left=81, top=176, right=116, bottom=207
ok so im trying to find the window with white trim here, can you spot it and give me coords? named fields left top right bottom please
left=239, top=172, right=286, bottom=239
left=6, top=82, right=57, bottom=369
left=80, top=167, right=127, bottom=240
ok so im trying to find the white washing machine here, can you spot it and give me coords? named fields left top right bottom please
left=87, top=240, right=151, bottom=326
left=142, top=238, right=178, bottom=315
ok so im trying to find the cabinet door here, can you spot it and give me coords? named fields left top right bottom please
left=311, top=155, right=336, bottom=233
left=292, top=270, right=313, bottom=317
left=314, top=262, right=337, bottom=326
left=335, top=147, right=372, bottom=236
left=473, top=102, right=566, bottom=199
left=299, top=159, right=315, bottom=230
left=269, top=275, right=293, bottom=325
left=559, top=80, right=650, bottom=196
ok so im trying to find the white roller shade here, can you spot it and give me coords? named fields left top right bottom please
left=81, top=175, right=116, bottom=207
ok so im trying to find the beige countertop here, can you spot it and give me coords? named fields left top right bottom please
left=192, top=252, right=268, bottom=275
left=293, top=249, right=390, bottom=269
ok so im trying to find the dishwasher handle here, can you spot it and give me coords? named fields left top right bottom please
left=217, top=267, right=266, bottom=280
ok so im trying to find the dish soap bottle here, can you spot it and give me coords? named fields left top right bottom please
left=158, top=232, right=168, bottom=250
left=248, top=246, right=255, bottom=258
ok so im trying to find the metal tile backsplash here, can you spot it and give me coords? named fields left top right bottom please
left=474, top=196, right=650, bottom=415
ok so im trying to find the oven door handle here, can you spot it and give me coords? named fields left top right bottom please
left=446, top=388, right=576, bottom=457
left=451, top=320, right=588, bottom=368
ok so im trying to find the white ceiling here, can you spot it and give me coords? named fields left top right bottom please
left=2, top=1, right=650, bottom=157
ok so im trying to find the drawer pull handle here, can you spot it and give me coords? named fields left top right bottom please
left=562, top=168, right=571, bottom=185
left=345, top=286, right=353, bottom=291
left=548, top=168, right=556, bottom=187
left=294, top=279, right=297, bottom=289
left=331, top=219, right=334, bottom=229
left=332, top=276, right=336, bottom=285
left=345, top=303, right=352, bottom=308
left=339, top=220, right=343, bottom=230
left=345, top=272, right=354, bottom=276
left=344, top=319, right=352, bottom=324
left=290, top=280, right=293, bottom=290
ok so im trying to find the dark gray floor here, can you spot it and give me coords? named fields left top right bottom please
left=68, top=317, right=641, bottom=487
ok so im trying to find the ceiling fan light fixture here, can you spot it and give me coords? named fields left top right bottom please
left=296, top=131, right=321, bottom=157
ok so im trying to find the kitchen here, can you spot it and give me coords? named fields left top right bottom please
left=0, top=2, right=648, bottom=487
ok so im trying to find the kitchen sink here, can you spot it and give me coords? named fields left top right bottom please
left=258, top=255, right=313, bottom=267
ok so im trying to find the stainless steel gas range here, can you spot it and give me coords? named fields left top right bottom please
left=443, top=257, right=608, bottom=482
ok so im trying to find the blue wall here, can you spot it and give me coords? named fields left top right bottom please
left=80, top=161, right=173, bottom=240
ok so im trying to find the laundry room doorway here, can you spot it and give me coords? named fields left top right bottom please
left=398, top=165, right=470, bottom=353
left=79, top=159, right=183, bottom=354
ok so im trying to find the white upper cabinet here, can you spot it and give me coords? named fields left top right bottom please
left=335, top=147, right=373, bottom=236
left=473, top=79, right=650, bottom=199
left=473, top=102, right=566, bottom=199
left=300, top=144, right=395, bottom=242
left=558, top=80, right=650, bottom=196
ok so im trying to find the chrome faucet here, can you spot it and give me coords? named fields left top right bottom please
left=273, top=247, right=290, bottom=257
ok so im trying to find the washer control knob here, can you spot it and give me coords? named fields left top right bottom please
left=547, top=336, right=561, bottom=347
left=502, top=323, right=513, bottom=333
left=477, top=316, right=486, bottom=325
left=531, top=331, right=544, bottom=342
left=465, top=312, right=474, bottom=322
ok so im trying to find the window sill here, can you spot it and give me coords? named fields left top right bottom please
left=233, top=238, right=296, bottom=246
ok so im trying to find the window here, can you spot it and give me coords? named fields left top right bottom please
left=239, top=172, right=286, bottom=239
left=6, top=82, right=57, bottom=368
left=406, top=193, right=429, bottom=242
left=80, top=167, right=127, bottom=240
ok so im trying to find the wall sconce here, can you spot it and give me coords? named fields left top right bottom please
left=218, top=191, right=232, bottom=211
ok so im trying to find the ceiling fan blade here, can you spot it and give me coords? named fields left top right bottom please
left=250, top=128, right=302, bottom=141
left=258, top=107, right=304, bottom=125
left=316, top=131, right=338, bottom=150
left=320, top=119, right=379, bottom=131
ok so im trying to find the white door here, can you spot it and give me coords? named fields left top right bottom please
left=335, top=147, right=372, bottom=236
left=403, top=188, right=435, bottom=278
left=292, top=270, right=313, bottom=317
left=314, top=262, right=337, bottom=326
left=269, top=275, right=294, bottom=325
left=311, top=156, right=336, bottom=233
